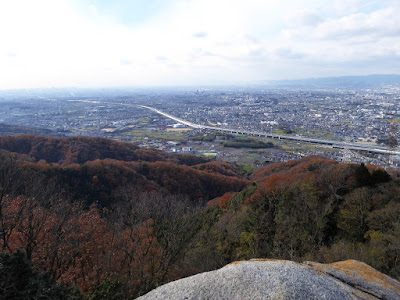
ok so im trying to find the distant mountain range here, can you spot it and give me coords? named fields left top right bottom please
left=1, top=75, right=399, bottom=98
left=258, top=74, right=400, bottom=89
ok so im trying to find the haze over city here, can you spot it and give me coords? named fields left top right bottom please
left=1, top=0, right=399, bottom=89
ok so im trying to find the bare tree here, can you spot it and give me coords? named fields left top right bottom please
left=110, top=185, right=203, bottom=295
left=0, top=152, right=24, bottom=251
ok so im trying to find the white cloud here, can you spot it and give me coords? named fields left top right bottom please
left=278, top=5, right=400, bottom=70
left=286, top=9, right=324, bottom=27
left=333, top=0, right=362, bottom=14
left=0, top=0, right=399, bottom=88
left=315, top=7, right=400, bottom=40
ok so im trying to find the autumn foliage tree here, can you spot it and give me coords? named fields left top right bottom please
left=196, top=156, right=399, bottom=280
left=1, top=136, right=400, bottom=298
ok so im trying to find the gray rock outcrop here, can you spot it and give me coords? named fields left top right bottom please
left=138, top=259, right=400, bottom=299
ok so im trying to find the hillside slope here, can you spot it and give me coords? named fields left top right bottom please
left=0, top=135, right=249, bottom=206
left=0, top=134, right=205, bottom=165
left=1, top=141, right=399, bottom=298
left=187, top=156, right=400, bottom=283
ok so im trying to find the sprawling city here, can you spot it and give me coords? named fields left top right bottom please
left=1, top=83, right=399, bottom=171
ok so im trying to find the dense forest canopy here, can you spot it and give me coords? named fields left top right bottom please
left=0, top=134, right=206, bottom=165
left=0, top=135, right=399, bottom=299
left=0, top=135, right=248, bottom=206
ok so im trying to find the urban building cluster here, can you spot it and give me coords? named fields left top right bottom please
left=1, top=87, right=399, bottom=168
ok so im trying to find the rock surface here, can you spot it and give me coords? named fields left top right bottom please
left=138, top=259, right=400, bottom=300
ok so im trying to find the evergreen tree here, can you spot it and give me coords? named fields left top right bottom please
left=0, top=250, right=72, bottom=300
left=354, top=163, right=371, bottom=187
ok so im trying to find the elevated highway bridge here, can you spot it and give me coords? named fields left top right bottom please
left=139, top=105, right=400, bottom=156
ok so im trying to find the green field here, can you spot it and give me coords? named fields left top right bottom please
left=126, top=129, right=186, bottom=141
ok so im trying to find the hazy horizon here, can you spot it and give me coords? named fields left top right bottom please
left=1, top=0, right=399, bottom=90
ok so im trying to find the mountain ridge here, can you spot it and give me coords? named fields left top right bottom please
left=0, top=74, right=399, bottom=95
left=256, top=74, right=400, bottom=89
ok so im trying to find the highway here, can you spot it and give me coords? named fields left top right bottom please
left=139, top=105, right=400, bottom=156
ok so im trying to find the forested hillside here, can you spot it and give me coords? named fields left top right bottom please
left=0, top=135, right=205, bottom=165
left=0, top=123, right=57, bottom=137
left=0, top=136, right=399, bottom=299
left=0, top=135, right=248, bottom=206
left=202, top=156, right=399, bottom=278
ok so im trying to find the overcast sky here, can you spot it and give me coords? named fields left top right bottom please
left=0, top=0, right=399, bottom=89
